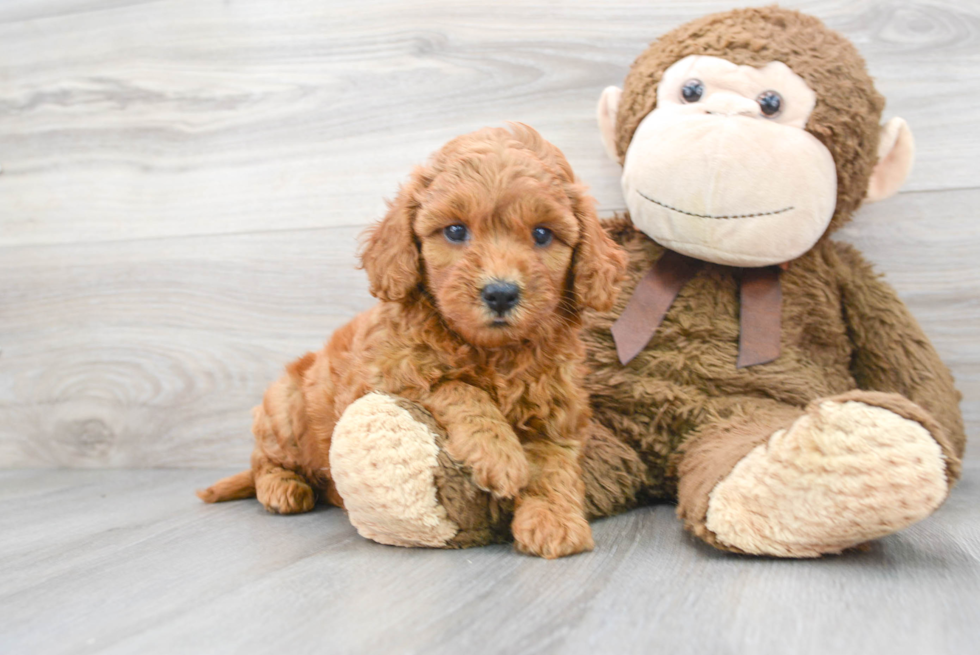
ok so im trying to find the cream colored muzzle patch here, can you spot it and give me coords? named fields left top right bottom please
left=330, top=392, right=459, bottom=547
left=705, top=400, right=949, bottom=557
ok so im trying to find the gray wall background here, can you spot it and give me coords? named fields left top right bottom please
left=1, top=0, right=977, bottom=467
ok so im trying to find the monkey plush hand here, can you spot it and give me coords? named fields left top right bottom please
left=325, top=7, right=965, bottom=557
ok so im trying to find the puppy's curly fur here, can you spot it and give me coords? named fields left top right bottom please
left=199, top=124, right=627, bottom=558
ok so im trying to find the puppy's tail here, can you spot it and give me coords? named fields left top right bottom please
left=196, top=470, right=256, bottom=503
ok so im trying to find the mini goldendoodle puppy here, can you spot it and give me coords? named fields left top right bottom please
left=199, top=124, right=627, bottom=558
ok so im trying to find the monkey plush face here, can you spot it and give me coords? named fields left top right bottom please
left=598, top=7, right=916, bottom=267
left=621, top=55, right=836, bottom=266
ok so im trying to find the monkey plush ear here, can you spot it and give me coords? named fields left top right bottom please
left=866, top=117, right=916, bottom=203
left=597, top=86, right=623, bottom=163
left=359, top=166, right=430, bottom=303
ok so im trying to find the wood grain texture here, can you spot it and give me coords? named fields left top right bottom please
left=0, top=0, right=978, bottom=467
left=0, top=226, right=374, bottom=467
left=1, top=0, right=979, bottom=245
left=1, top=467, right=978, bottom=654
left=1, top=195, right=977, bottom=467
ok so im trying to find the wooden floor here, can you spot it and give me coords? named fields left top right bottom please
left=2, top=466, right=979, bottom=655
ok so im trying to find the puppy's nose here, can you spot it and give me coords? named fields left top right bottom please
left=481, top=282, right=521, bottom=315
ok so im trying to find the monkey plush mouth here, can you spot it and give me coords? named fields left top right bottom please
left=636, top=190, right=795, bottom=220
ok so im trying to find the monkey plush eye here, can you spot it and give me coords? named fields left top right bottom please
left=532, top=226, right=553, bottom=246
left=757, top=90, right=783, bottom=117
left=681, top=79, right=705, bottom=103
left=444, top=224, right=469, bottom=243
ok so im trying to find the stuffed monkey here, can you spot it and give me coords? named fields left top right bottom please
left=317, top=7, right=965, bottom=557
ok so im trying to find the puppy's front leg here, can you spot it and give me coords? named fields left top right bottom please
left=511, top=439, right=594, bottom=559
left=424, top=381, right=529, bottom=499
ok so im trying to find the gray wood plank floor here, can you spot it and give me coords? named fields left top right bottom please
left=1, top=466, right=978, bottom=655
left=1, top=0, right=979, bottom=467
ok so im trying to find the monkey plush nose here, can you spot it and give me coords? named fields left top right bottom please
left=703, top=91, right=759, bottom=118
left=481, top=282, right=521, bottom=315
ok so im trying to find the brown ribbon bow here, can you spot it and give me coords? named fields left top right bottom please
left=610, top=250, right=782, bottom=368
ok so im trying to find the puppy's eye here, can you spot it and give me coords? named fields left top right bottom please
left=532, top=226, right=553, bottom=246
left=681, top=79, right=704, bottom=103
left=443, top=224, right=469, bottom=243
left=757, top=90, right=782, bottom=117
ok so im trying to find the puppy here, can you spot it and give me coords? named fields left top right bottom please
left=199, top=124, right=627, bottom=558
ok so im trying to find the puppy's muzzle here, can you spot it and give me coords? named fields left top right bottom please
left=481, top=281, right=521, bottom=316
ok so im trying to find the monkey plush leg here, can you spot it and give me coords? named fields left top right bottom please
left=677, top=392, right=960, bottom=557
left=330, top=392, right=512, bottom=548
left=580, top=420, right=649, bottom=519
left=330, top=392, right=649, bottom=549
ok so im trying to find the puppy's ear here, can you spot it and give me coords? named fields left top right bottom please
left=360, top=165, right=431, bottom=303
left=569, top=184, right=627, bottom=312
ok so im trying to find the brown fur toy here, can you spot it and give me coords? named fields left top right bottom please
left=198, top=124, right=628, bottom=559
left=313, top=7, right=964, bottom=558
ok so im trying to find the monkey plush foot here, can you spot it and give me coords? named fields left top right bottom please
left=330, top=392, right=460, bottom=547
left=703, top=392, right=955, bottom=557
left=330, top=392, right=513, bottom=549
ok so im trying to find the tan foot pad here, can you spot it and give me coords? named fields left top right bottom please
left=706, top=400, right=949, bottom=557
left=330, top=392, right=459, bottom=548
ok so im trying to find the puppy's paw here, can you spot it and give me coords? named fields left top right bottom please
left=445, top=422, right=530, bottom=499
left=512, top=497, right=594, bottom=559
left=256, top=475, right=316, bottom=515
left=468, top=442, right=530, bottom=500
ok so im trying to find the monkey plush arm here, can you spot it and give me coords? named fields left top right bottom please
left=834, top=241, right=965, bottom=459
